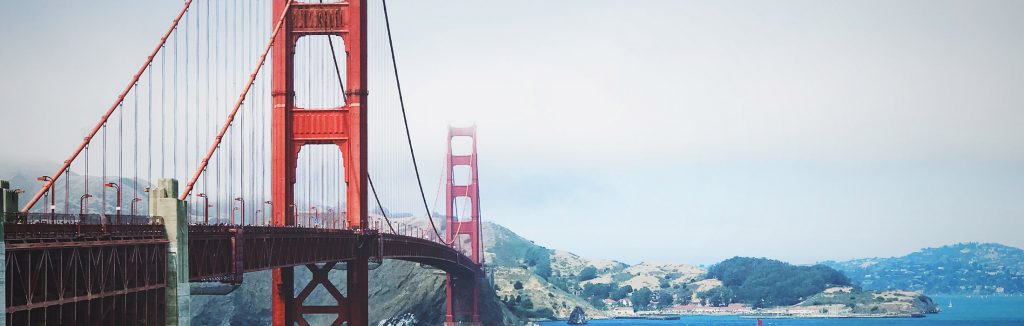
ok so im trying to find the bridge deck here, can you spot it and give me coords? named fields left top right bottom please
left=4, top=222, right=478, bottom=323
left=189, top=225, right=478, bottom=282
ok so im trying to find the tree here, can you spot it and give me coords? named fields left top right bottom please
left=578, top=266, right=598, bottom=282
left=610, top=285, right=633, bottom=301
left=656, top=291, right=674, bottom=309
left=697, top=287, right=735, bottom=307
left=582, top=283, right=612, bottom=300
left=522, top=297, right=534, bottom=309
left=631, top=288, right=653, bottom=312
left=514, top=281, right=524, bottom=290
left=706, top=257, right=852, bottom=307
left=525, top=247, right=553, bottom=279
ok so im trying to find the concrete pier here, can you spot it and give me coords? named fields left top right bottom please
left=0, top=180, right=14, bottom=326
left=150, top=178, right=190, bottom=326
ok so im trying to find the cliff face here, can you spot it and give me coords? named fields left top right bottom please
left=190, top=260, right=521, bottom=325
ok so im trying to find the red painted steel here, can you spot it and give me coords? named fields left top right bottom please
left=4, top=224, right=168, bottom=325
left=11, top=0, right=486, bottom=323
left=3, top=222, right=477, bottom=324
left=270, top=1, right=367, bottom=231
left=188, top=226, right=477, bottom=281
left=445, top=126, right=483, bottom=323
left=269, top=0, right=369, bottom=324
left=21, top=0, right=195, bottom=213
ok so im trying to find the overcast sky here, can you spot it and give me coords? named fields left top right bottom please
left=2, top=0, right=1023, bottom=265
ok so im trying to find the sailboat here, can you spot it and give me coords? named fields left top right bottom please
left=948, top=300, right=953, bottom=309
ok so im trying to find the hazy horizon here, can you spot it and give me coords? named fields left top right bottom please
left=2, top=0, right=1023, bottom=266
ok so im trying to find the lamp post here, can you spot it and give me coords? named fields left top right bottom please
left=197, top=193, right=209, bottom=224
left=37, top=176, right=55, bottom=222
left=131, top=197, right=142, bottom=222
left=264, top=201, right=272, bottom=226
left=79, top=193, right=92, bottom=222
left=235, top=197, right=245, bottom=225
left=104, top=182, right=121, bottom=224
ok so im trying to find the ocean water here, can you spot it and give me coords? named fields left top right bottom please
left=540, top=295, right=1024, bottom=325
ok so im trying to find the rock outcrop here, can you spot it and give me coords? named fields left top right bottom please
left=567, top=306, right=588, bottom=324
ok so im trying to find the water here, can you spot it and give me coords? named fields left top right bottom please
left=540, top=295, right=1024, bottom=325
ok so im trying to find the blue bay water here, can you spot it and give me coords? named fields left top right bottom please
left=540, top=295, right=1024, bottom=326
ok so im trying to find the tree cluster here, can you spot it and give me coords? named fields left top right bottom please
left=707, top=257, right=852, bottom=307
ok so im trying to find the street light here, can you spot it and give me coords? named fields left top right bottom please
left=79, top=194, right=92, bottom=215
left=37, top=176, right=55, bottom=222
left=235, top=197, right=245, bottom=225
left=264, top=201, right=272, bottom=226
left=197, top=193, right=210, bottom=224
left=131, top=197, right=142, bottom=222
left=104, top=183, right=121, bottom=224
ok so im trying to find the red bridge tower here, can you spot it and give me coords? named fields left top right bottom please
left=445, top=126, right=483, bottom=325
left=269, top=0, right=369, bottom=325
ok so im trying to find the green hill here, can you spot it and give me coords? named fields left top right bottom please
left=707, top=257, right=852, bottom=307
left=822, top=242, right=1024, bottom=295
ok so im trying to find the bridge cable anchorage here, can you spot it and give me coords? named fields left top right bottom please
left=381, top=0, right=450, bottom=244
left=180, top=0, right=296, bottom=200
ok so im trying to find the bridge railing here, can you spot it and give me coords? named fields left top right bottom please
left=366, top=216, right=450, bottom=245
left=4, top=212, right=152, bottom=225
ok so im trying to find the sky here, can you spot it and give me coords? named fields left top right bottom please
left=2, top=0, right=1023, bottom=265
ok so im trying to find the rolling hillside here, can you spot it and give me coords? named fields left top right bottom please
left=823, top=243, right=1024, bottom=295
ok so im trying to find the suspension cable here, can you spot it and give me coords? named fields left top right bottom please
left=381, top=0, right=449, bottom=243
left=312, top=0, right=395, bottom=233
left=180, top=0, right=296, bottom=199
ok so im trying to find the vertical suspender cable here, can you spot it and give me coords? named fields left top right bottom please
left=161, top=49, right=166, bottom=178
left=185, top=8, right=191, bottom=219
left=21, top=0, right=195, bottom=212
left=174, top=27, right=178, bottom=180
left=381, top=0, right=445, bottom=242
left=134, top=82, right=138, bottom=215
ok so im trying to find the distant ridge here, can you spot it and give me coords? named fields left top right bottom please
left=822, top=242, right=1024, bottom=295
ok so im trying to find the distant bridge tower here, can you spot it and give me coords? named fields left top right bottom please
left=269, top=0, right=369, bottom=325
left=445, top=126, right=482, bottom=325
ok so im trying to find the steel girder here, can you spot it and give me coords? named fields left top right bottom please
left=188, top=225, right=479, bottom=282
left=4, top=224, right=168, bottom=325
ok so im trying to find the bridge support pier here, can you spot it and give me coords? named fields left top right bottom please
left=347, top=255, right=370, bottom=326
left=274, top=257, right=368, bottom=326
left=150, top=178, right=191, bottom=326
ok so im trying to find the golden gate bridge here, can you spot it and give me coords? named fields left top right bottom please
left=0, top=0, right=485, bottom=325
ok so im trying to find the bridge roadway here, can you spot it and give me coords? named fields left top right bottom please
left=4, top=222, right=479, bottom=324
